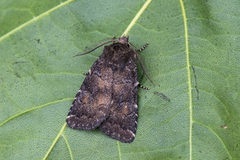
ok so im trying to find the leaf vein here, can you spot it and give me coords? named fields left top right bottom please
left=0, top=98, right=73, bottom=126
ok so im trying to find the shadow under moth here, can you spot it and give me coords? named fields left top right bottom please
left=66, top=35, right=151, bottom=143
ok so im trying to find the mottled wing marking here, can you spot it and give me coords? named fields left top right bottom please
left=66, top=52, right=113, bottom=130
left=99, top=44, right=138, bottom=143
left=66, top=36, right=140, bottom=143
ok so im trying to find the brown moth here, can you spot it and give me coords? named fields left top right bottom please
left=66, top=35, right=150, bottom=143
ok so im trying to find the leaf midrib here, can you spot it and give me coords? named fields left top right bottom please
left=179, top=1, right=192, bottom=160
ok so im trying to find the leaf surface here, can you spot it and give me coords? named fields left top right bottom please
left=0, top=0, right=239, bottom=159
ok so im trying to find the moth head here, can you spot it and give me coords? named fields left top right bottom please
left=117, top=35, right=130, bottom=46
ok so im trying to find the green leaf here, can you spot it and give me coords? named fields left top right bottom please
left=0, top=0, right=239, bottom=159
left=0, top=0, right=68, bottom=37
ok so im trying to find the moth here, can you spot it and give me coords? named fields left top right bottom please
left=66, top=35, right=151, bottom=143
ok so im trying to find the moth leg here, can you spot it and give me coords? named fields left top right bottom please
left=82, top=69, right=91, bottom=76
left=138, top=83, right=149, bottom=90
left=137, top=42, right=149, bottom=52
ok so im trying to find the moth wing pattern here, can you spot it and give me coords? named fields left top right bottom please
left=66, top=53, right=113, bottom=130
left=67, top=35, right=142, bottom=143
left=99, top=43, right=138, bottom=143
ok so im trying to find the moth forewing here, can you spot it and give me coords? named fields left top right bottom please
left=66, top=35, right=149, bottom=143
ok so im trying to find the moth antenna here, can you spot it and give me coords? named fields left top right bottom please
left=74, top=38, right=116, bottom=57
left=129, top=42, right=137, bottom=49
left=136, top=53, right=154, bottom=85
